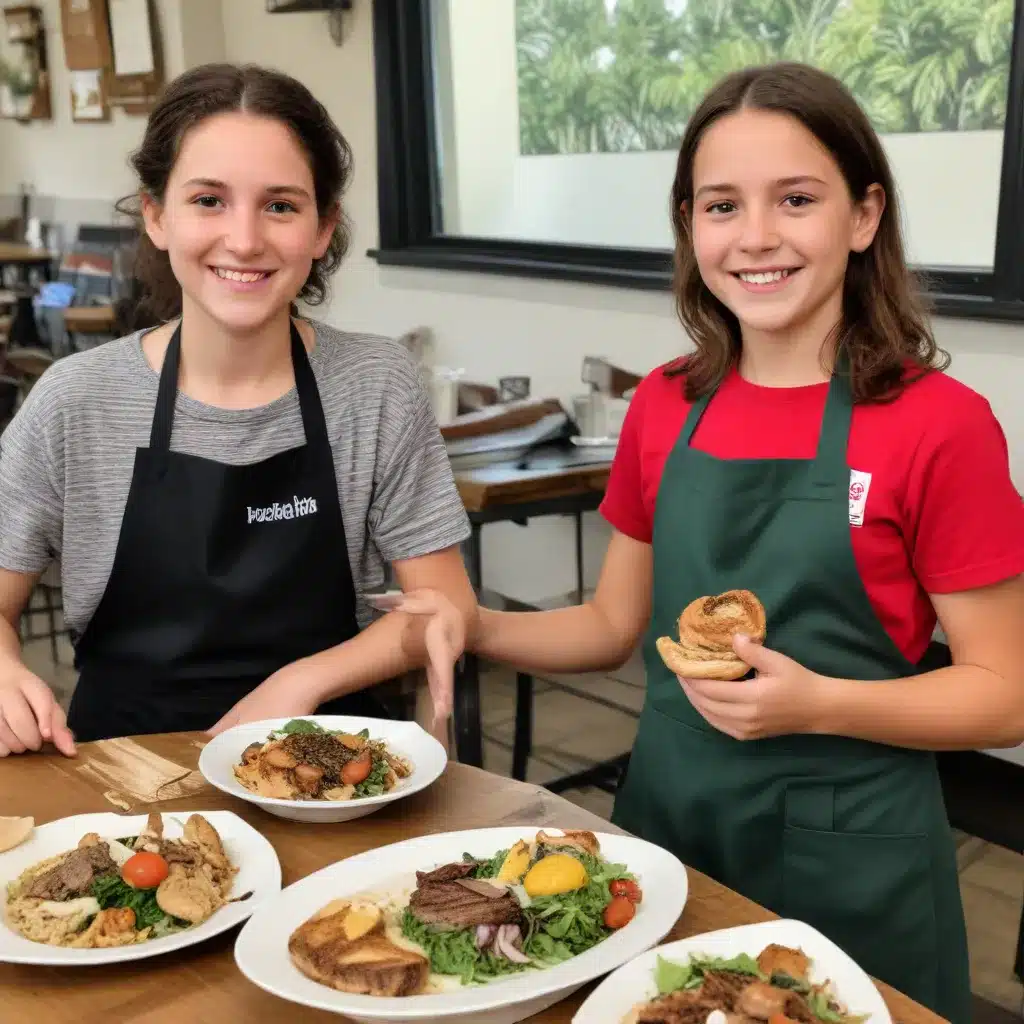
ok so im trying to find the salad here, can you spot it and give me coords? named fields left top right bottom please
left=626, top=942, right=869, bottom=1024
left=288, top=828, right=645, bottom=998
left=233, top=718, right=412, bottom=801
left=4, top=813, right=236, bottom=949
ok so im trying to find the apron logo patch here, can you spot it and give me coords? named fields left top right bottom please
left=849, top=470, right=872, bottom=527
left=247, top=496, right=319, bottom=524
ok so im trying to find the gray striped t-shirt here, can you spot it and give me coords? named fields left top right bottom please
left=0, top=319, right=470, bottom=638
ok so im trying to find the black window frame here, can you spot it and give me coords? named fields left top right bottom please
left=370, top=0, right=1024, bottom=323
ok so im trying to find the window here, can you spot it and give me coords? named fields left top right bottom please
left=371, top=0, right=1024, bottom=320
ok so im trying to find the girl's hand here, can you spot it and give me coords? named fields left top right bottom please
left=391, top=588, right=467, bottom=730
left=678, top=634, right=829, bottom=741
left=0, top=668, right=76, bottom=757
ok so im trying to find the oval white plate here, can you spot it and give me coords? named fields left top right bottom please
left=199, top=716, right=449, bottom=823
left=0, top=809, right=281, bottom=966
left=572, top=918, right=892, bottom=1024
left=234, top=826, right=689, bottom=1024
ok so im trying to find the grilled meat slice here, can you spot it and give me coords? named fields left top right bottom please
left=408, top=878, right=522, bottom=929
left=414, top=861, right=478, bottom=885
left=26, top=843, right=117, bottom=900
left=634, top=989, right=724, bottom=1024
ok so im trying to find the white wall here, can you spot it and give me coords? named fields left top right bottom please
left=3, top=1, right=1024, bottom=759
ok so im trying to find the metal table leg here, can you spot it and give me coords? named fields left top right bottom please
left=455, top=523, right=484, bottom=767
left=511, top=672, right=533, bottom=781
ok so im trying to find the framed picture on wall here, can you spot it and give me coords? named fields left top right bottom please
left=69, top=67, right=107, bottom=121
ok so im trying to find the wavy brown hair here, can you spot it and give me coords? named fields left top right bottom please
left=667, top=62, right=948, bottom=403
left=116, top=63, right=353, bottom=325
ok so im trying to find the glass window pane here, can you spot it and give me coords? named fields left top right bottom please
left=430, top=0, right=1013, bottom=270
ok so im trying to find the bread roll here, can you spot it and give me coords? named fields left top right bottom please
left=656, top=590, right=766, bottom=680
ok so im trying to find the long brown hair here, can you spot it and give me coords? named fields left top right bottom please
left=116, top=63, right=353, bottom=325
left=667, top=62, right=948, bottom=403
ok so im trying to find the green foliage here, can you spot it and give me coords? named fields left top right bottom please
left=514, top=0, right=1013, bottom=153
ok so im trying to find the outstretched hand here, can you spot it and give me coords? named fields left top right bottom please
left=391, top=588, right=467, bottom=732
left=677, top=634, right=828, bottom=741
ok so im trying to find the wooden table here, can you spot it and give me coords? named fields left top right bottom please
left=0, top=733, right=940, bottom=1023
left=63, top=304, right=116, bottom=334
left=0, top=243, right=51, bottom=286
left=0, top=242, right=50, bottom=265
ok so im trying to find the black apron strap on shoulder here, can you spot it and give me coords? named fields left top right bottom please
left=148, top=322, right=183, bottom=471
left=290, top=320, right=331, bottom=454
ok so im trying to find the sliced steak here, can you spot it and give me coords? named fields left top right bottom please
left=408, top=879, right=522, bottom=929
left=414, top=861, right=478, bottom=885
left=26, top=844, right=117, bottom=900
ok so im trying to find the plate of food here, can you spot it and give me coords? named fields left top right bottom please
left=572, top=918, right=891, bottom=1024
left=0, top=809, right=281, bottom=965
left=233, top=826, right=688, bottom=1023
left=199, top=715, right=449, bottom=823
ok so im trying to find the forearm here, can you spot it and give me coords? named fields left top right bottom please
left=296, top=612, right=440, bottom=702
left=815, top=666, right=1024, bottom=750
left=0, top=615, right=24, bottom=670
left=475, top=604, right=635, bottom=674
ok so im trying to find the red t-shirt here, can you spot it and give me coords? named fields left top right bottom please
left=599, top=362, right=1024, bottom=663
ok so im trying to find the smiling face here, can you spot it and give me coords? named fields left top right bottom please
left=142, top=111, right=336, bottom=336
left=689, top=107, right=883, bottom=350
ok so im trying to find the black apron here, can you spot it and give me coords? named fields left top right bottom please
left=67, top=321, right=388, bottom=742
left=611, top=361, right=972, bottom=1023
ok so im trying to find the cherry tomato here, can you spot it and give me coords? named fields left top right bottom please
left=341, top=751, right=373, bottom=785
left=609, top=879, right=642, bottom=904
left=602, top=894, right=636, bottom=930
left=121, top=851, right=169, bottom=889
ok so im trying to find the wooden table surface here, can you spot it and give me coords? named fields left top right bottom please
left=63, top=304, right=116, bottom=333
left=0, top=242, right=50, bottom=263
left=0, top=733, right=941, bottom=1024
left=454, top=457, right=611, bottom=512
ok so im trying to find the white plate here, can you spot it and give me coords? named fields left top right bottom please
left=0, top=810, right=281, bottom=966
left=572, top=918, right=892, bottom=1024
left=234, top=826, right=689, bottom=1024
left=199, top=716, right=449, bottom=823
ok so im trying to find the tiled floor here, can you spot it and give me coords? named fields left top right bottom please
left=23, top=620, right=1024, bottom=1018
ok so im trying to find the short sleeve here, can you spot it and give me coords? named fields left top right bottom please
left=906, top=395, right=1024, bottom=593
left=599, top=382, right=652, bottom=543
left=368, top=360, right=470, bottom=563
left=0, top=380, right=65, bottom=573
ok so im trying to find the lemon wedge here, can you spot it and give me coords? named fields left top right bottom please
left=496, top=840, right=531, bottom=883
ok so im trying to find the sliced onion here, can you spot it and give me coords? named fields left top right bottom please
left=494, top=924, right=531, bottom=963
left=475, top=924, right=496, bottom=948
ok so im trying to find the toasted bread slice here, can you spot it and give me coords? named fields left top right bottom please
left=288, top=903, right=429, bottom=998
left=535, top=829, right=600, bottom=857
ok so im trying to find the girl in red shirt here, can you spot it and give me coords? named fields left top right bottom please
left=404, top=63, right=1024, bottom=1022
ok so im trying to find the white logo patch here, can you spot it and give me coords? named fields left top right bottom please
left=848, top=470, right=872, bottom=527
left=247, top=495, right=318, bottom=524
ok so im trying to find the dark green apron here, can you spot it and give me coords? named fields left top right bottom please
left=612, top=362, right=971, bottom=1023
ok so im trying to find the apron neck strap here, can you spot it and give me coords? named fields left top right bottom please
left=812, top=345, right=853, bottom=481
left=679, top=388, right=713, bottom=445
left=149, top=319, right=330, bottom=455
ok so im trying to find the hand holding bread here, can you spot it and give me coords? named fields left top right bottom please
left=656, top=589, right=766, bottom=680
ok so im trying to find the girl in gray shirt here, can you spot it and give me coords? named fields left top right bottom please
left=0, top=63, right=473, bottom=755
